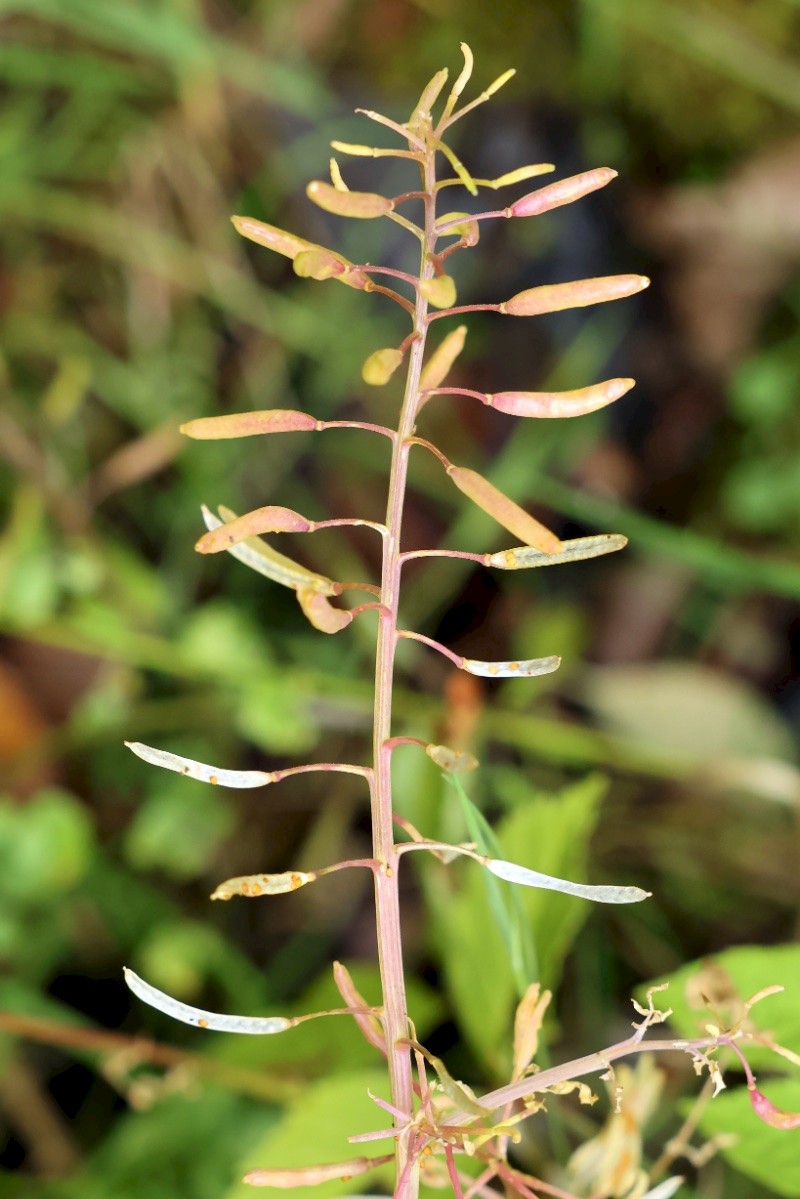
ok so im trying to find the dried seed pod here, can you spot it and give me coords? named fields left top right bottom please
left=211, top=872, right=314, bottom=900
left=123, top=969, right=292, bottom=1034
left=426, top=744, right=479, bottom=772
left=125, top=741, right=274, bottom=788
left=462, top=655, right=561, bottom=679
left=486, top=859, right=651, bottom=904
left=488, top=534, right=628, bottom=570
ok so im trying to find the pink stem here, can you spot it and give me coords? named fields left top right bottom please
left=358, top=264, right=420, bottom=287
left=436, top=209, right=506, bottom=235
left=268, top=762, right=373, bottom=784
left=368, top=128, right=440, bottom=1199
left=421, top=386, right=488, bottom=403
left=350, top=602, right=393, bottom=620
left=399, top=548, right=489, bottom=567
left=311, top=518, right=388, bottom=535
left=397, top=628, right=464, bottom=669
left=428, top=303, right=502, bottom=322
left=319, top=419, right=396, bottom=440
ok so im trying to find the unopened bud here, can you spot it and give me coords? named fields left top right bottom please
left=509, top=168, right=617, bottom=219
left=501, top=274, right=649, bottom=317
left=307, top=180, right=394, bottom=219
left=362, top=347, right=404, bottom=386
left=421, top=275, right=457, bottom=309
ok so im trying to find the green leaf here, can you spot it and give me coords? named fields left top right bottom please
left=123, top=780, right=236, bottom=880
left=224, top=1070, right=392, bottom=1199
left=0, top=789, right=94, bottom=904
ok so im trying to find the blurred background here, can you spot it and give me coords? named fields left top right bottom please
left=1, top=1, right=799, bottom=1197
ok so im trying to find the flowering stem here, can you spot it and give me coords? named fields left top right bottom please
left=371, top=124, right=439, bottom=1199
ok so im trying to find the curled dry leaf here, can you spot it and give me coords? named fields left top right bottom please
left=447, top=465, right=562, bottom=552
left=211, top=871, right=314, bottom=900
left=501, top=274, right=649, bottom=317
left=513, top=982, right=552, bottom=1079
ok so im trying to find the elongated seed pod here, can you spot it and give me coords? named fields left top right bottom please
left=231, top=216, right=310, bottom=259
left=125, top=741, right=274, bottom=788
left=501, top=274, right=649, bottom=317
left=123, top=968, right=292, bottom=1034
left=297, top=588, right=353, bottom=633
left=447, top=465, right=562, bottom=553
left=211, top=872, right=314, bottom=900
left=462, top=655, right=561, bottom=679
left=196, top=506, right=312, bottom=553
left=487, top=378, right=634, bottom=418
left=420, top=325, right=467, bottom=391
left=426, top=744, right=479, bottom=772
left=508, top=168, right=617, bottom=218
left=202, top=506, right=337, bottom=595
left=244, top=1157, right=386, bottom=1189
left=486, top=859, right=651, bottom=904
left=181, top=409, right=318, bottom=439
left=488, top=534, right=628, bottom=570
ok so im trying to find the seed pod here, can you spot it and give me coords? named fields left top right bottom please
left=437, top=211, right=479, bottom=245
left=180, top=409, right=318, bottom=439
left=501, top=274, right=649, bottom=317
left=486, top=859, right=651, bottom=904
left=462, top=656, right=561, bottom=679
left=426, top=744, right=479, bottom=772
left=307, top=180, right=393, bottom=219
left=297, top=588, right=353, bottom=634
left=447, top=465, right=562, bottom=553
left=196, top=506, right=312, bottom=553
left=231, top=216, right=310, bottom=259
left=487, top=378, right=634, bottom=418
left=509, top=168, right=617, bottom=218
left=488, top=534, right=628, bottom=571
left=211, top=871, right=314, bottom=900
left=292, top=248, right=346, bottom=280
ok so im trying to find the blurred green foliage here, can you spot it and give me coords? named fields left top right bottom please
left=1, top=1, right=799, bottom=1197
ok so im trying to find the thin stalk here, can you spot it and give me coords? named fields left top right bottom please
left=371, top=126, right=438, bottom=1199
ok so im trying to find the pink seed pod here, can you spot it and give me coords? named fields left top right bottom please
left=297, top=588, right=354, bottom=634
left=180, top=409, right=318, bottom=440
left=749, top=1086, right=800, bottom=1130
left=501, top=274, right=650, bottom=317
left=306, top=180, right=394, bottom=219
left=196, top=506, right=313, bottom=553
left=508, top=167, right=617, bottom=218
left=488, top=378, right=635, bottom=418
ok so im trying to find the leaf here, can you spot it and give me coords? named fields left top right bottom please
left=488, top=534, right=627, bottom=570
left=500, top=274, right=649, bottom=316
left=487, top=378, right=635, bottom=418
left=225, top=1071, right=393, bottom=1199
left=181, top=409, right=318, bottom=439
left=446, top=465, right=562, bottom=552
left=125, top=741, right=274, bottom=788
left=306, top=181, right=393, bottom=219
left=486, top=858, right=650, bottom=904
left=123, top=969, right=292, bottom=1035
left=509, top=168, right=617, bottom=218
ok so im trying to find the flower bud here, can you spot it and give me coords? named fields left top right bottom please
left=421, top=274, right=457, bottom=309
left=362, top=347, right=404, bottom=386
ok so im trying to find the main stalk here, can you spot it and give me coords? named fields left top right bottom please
left=371, top=130, right=437, bottom=1197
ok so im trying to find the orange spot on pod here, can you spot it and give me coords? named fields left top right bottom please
left=198, top=1018, right=209, bottom=1028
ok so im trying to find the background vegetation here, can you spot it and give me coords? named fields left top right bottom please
left=1, top=1, right=799, bottom=1196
